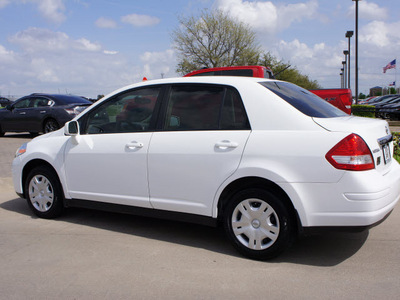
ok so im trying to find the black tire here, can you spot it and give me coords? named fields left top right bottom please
left=0, top=124, right=4, bottom=137
left=25, top=166, right=64, bottom=219
left=223, top=188, right=295, bottom=260
left=43, top=119, right=59, bottom=133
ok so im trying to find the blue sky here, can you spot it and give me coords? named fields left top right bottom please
left=0, top=0, right=399, bottom=98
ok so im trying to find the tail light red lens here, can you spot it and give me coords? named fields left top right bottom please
left=325, top=134, right=375, bottom=171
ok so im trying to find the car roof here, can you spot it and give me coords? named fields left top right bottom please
left=24, top=93, right=92, bottom=105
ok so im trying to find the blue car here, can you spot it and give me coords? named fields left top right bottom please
left=0, top=93, right=91, bottom=136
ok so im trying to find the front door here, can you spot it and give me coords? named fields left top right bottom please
left=64, top=86, right=162, bottom=208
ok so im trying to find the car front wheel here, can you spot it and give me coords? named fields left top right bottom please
left=25, top=166, right=64, bottom=219
left=223, top=188, right=295, bottom=260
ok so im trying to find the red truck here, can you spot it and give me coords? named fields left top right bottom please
left=184, top=66, right=352, bottom=114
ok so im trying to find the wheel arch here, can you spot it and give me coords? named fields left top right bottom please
left=42, top=117, right=60, bottom=133
left=217, top=176, right=302, bottom=231
left=21, top=159, right=63, bottom=200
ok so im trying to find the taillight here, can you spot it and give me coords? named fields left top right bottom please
left=325, top=134, right=375, bottom=171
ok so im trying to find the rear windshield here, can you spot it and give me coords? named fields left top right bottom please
left=260, top=81, right=347, bottom=118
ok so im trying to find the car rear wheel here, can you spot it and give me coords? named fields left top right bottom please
left=25, top=166, right=64, bottom=219
left=0, top=124, right=4, bottom=137
left=223, top=188, right=295, bottom=260
left=43, top=119, right=59, bottom=133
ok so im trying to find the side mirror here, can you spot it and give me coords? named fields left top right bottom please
left=64, top=120, right=79, bottom=136
left=5, top=104, right=12, bottom=110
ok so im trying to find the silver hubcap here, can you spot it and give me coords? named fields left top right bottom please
left=28, top=175, right=54, bottom=212
left=232, top=198, right=280, bottom=250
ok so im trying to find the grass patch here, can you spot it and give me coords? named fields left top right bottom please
left=394, top=132, right=400, bottom=163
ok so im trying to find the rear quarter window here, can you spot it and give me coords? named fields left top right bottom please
left=260, top=81, right=347, bottom=118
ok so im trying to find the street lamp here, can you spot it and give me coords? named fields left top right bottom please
left=352, top=0, right=361, bottom=104
left=342, top=60, right=347, bottom=88
left=346, top=31, right=353, bottom=89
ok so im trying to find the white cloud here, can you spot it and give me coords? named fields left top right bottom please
left=0, top=0, right=10, bottom=9
left=2, top=28, right=143, bottom=97
left=140, top=49, right=176, bottom=79
left=95, top=17, right=117, bottom=29
left=103, top=50, right=118, bottom=55
left=22, top=0, right=66, bottom=24
left=74, top=38, right=101, bottom=52
left=9, top=27, right=69, bottom=52
left=214, top=0, right=318, bottom=33
left=348, top=0, right=388, bottom=21
left=121, top=13, right=160, bottom=27
left=360, top=21, right=400, bottom=48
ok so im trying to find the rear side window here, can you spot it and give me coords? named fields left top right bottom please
left=164, top=85, right=250, bottom=131
left=260, top=81, right=347, bottom=118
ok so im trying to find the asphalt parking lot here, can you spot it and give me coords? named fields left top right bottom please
left=1, top=132, right=400, bottom=299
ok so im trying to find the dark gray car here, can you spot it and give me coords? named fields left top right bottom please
left=0, top=93, right=92, bottom=136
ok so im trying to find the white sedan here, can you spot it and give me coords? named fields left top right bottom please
left=12, top=77, right=400, bottom=260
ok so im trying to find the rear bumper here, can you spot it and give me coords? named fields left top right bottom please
left=289, top=161, right=400, bottom=227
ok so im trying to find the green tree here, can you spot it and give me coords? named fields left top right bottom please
left=172, top=10, right=261, bottom=75
left=258, top=52, right=321, bottom=90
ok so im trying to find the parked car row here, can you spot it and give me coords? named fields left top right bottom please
left=0, top=93, right=92, bottom=137
left=359, top=94, right=400, bottom=120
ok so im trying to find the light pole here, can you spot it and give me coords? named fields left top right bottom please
left=342, top=60, right=347, bottom=88
left=346, top=31, right=353, bottom=89
left=344, top=49, right=349, bottom=88
left=352, top=0, right=361, bottom=104
left=341, top=69, right=344, bottom=88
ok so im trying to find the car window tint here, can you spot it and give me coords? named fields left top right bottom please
left=164, top=85, right=224, bottom=131
left=83, top=87, right=161, bottom=134
left=260, top=81, right=347, bottom=118
left=13, top=98, right=30, bottom=109
left=32, top=97, right=51, bottom=107
left=220, top=88, right=250, bottom=130
left=164, top=85, right=249, bottom=131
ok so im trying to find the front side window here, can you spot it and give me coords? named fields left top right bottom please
left=13, top=98, right=30, bottom=109
left=164, top=84, right=249, bottom=131
left=81, top=87, right=161, bottom=134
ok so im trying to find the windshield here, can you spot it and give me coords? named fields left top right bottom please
left=260, top=81, right=347, bottom=118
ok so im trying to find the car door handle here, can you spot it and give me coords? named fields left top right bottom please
left=19, top=112, right=26, bottom=115
left=40, top=111, right=46, bottom=114
left=126, top=141, right=144, bottom=149
left=215, top=140, right=239, bottom=149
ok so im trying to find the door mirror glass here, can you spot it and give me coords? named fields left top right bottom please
left=64, top=120, right=79, bottom=136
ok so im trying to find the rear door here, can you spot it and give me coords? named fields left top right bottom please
left=148, top=84, right=251, bottom=216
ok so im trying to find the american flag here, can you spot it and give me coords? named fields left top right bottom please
left=383, top=59, right=396, bottom=73
left=389, top=81, right=396, bottom=86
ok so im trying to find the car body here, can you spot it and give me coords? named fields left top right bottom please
left=309, top=89, right=352, bottom=114
left=184, top=65, right=274, bottom=79
left=378, top=101, right=400, bottom=120
left=0, top=97, right=11, bottom=108
left=12, top=77, right=400, bottom=260
left=0, top=93, right=92, bottom=136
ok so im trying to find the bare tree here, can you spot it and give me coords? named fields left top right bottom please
left=172, top=10, right=261, bottom=75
